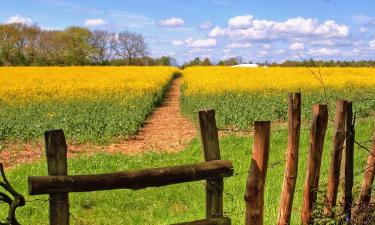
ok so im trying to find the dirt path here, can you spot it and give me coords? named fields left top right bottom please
left=0, top=77, right=197, bottom=168
left=103, top=77, right=197, bottom=154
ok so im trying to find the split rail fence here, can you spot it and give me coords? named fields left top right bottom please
left=27, top=110, right=233, bottom=225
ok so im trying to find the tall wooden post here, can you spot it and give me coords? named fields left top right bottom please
left=301, top=105, right=328, bottom=225
left=277, top=93, right=301, bottom=225
left=341, top=102, right=354, bottom=219
left=324, top=100, right=348, bottom=215
left=45, top=129, right=70, bottom=225
left=245, top=121, right=271, bottom=225
left=199, top=109, right=223, bottom=219
left=357, top=130, right=375, bottom=207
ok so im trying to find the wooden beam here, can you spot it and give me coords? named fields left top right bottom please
left=324, top=100, right=348, bottom=215
left=301, top=105, right=328, bottom=225
left=341, top=102, right=354, bottom=219
left=245, top=121, right=271, bottom=225
left=45, top=129, right=70, bottom=225
left=199, top=109, right=224, bottom=219
left=29, top=160, right=233, bottom=195
left=278, top=93, right=301, bottom=225
left=172, top=217, right=231, bottom=225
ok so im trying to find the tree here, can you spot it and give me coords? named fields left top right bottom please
left=112, top=30, right=147, bottom=65
left=201, top=58, right=212, bottom=66
left=64, top=26, right=92, bottom=65
left=89, top=30, right=115, bottom=64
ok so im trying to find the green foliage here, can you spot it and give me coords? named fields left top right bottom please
left=0, top=83, right=171, bottom=144
left=181, top=86, right=375, bottom=131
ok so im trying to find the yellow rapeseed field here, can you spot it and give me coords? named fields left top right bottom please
left=0, top=66, right=177, bottom=104
left=183, top=67, right=375, bottom=95
left=0, top=66, right=178, bottom=142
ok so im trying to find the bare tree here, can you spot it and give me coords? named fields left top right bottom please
left=112, top=30, right=147, bottom=65
left=89, top=30, right=115, bottom=64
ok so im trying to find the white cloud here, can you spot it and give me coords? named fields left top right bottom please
left=185, top=38, right=217, bottom=48
left=157, top=17, right=185, bottom=27
left=228, top=15, right=253, bottom=29
left=289, top=42, right=304, bottom=51
left=209, top=16, right=349, bottom=40
left=209, top=26, right=228, bottom=37
left=189, top=48, right=213, bottom=53
left=308, top=48, right=341, bottom=56
left=262, top=44, right=270, bottom=49
left=199, top=21, right=213, bottom=30
left=226, top=42, right=253, bottom=49
left=310, top=39, right=335, bottom=46
left=359, top=27, right=368, bottom=33
left=5, top=15, right=32, bottom=25
left=84, top=18, right=106, bottom=26
left=370, top=40, right=375, bottom=48
left=172, top=40, right=184, bottom=46
left=223, top=49, right=232, bottom=54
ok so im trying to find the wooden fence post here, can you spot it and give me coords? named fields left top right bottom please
left=45, top=129, right=70, bottom=225
left=341, top=102, right=354, bottom=220
left=245, top=121, right=270, bottom=225
left=301, top=105, right=328, bottom=225
left=277, top=93, right=301, bottom=225
left=199, top=109, right=223, bottom=219
left=357, top=129, right=375, bottom=208
left=324, top=100, right=348, bottom=215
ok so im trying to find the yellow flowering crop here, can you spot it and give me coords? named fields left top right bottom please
left=0, top=66, right=178, bottom=104
left=183, top=67, right=375, bottom=95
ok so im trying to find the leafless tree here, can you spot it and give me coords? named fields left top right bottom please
left=112, top=30, right=147, bottom=65
left=89, top=30, right=115, bottom=64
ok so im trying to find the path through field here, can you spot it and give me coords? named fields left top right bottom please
left=0, top=77, right=197, bottom=168
left=103, top=77, right=197, bottom=154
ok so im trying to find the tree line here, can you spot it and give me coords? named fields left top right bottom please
left=1, top=23, right=374, bottom=67
left=0, top=23, right=176, bottom=66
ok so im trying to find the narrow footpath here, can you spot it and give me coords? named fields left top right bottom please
left=0, top=77, right=197, bottom=168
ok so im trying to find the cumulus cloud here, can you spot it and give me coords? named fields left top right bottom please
left=308, top=48, right=341, bottom=56
left=359, top=27, right=368, bottom=33
left=226, top=42, right=253, bottom=49
left=5, top=15, right=32, bottom=25
left=84, top=18, right=106, bottom=26
left=172, top=40, right=184, bottom=46
left=199, top=21, right=214, bottom=30
left=228, top=15, right=253, bottom=29
left=157, top=17, right=185, bottom=27
left=172, top=38, right=217, bottom=48
left=289, top=42, right=304, bottom=50
left=209, top=15, right=349, bottom=40
left=370, top=40, right=375, bottom=48
left=310, top=39, right=335, bottom=47
left=185, top=38, right=217, bottom=48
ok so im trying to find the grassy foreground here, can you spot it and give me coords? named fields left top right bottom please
left=2, top=119, right=373, bottom=225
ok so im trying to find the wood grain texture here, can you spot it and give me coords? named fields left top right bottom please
left=301, top=105, right=328, bottom=225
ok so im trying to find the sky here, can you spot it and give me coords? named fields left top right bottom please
left=1, top=0, right=375, bottom=64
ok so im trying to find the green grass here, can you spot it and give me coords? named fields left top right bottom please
left=0, top=81, right=171, bottom=145
left=2, top=119, right=373, bottom=225
left=181, top=87, right=375, bottom=131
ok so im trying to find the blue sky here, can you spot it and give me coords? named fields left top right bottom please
left=1, top=0, right=375, bottom=64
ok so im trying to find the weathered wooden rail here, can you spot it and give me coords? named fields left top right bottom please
left=28, top=109, right=233, bottom=225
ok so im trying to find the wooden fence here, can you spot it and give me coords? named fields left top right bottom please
left=244, top=94, right=375, bottom=225
left=2, top=93, right=373, bottom=225
left=28, top=109, right=233, bottom=225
